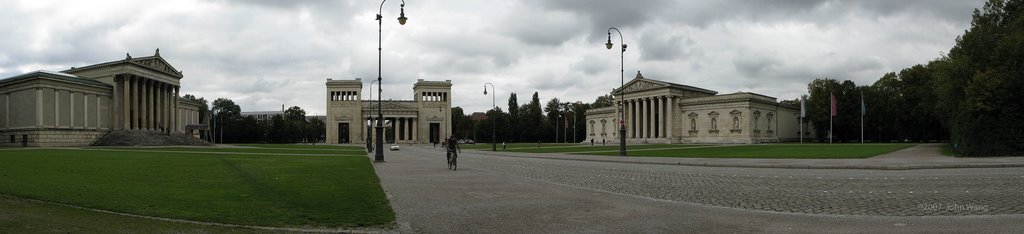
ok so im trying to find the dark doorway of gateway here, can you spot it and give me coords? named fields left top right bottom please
left=429, top=123, right=440, bottom=144
left=338, top=123, right=350, bottom=143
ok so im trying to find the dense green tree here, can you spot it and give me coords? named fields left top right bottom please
left=544, top=98, right=564, bottom=142
left=284, top=106, right=306, bottom=121
left=591, top=94, right=613, bottom=108
left=507, top=93, right=519, bottom=142
left=933, top=0, right=1024, bottom=155
left=451, top=107, right=473, bottom=138
left=268, top=114, right=286, bottom=143
left=307, top=117, right=325, bottom=143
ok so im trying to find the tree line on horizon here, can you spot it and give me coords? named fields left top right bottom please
left=450, top=91, right=609, bottom=145
left=181, top=96, right=326, bottom=144
left=804, top=0, right=1023, bottom=156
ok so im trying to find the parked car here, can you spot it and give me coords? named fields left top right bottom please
left=389, top=144, right=400, bottom=151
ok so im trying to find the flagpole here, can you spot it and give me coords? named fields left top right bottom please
left=829, top=92, right=833, bottom=144
left=860, top=93, right=864, bottom=144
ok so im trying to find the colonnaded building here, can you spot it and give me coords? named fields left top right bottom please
left=325, top=78, right=452, bottom=145
left=0, top=50, right=204, bottom=146
left=586, top=72, right=810, bottom=144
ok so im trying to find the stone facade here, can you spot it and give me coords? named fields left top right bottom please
left=0, top=50, right=203, bottom=146
left=585, top=72, right=812, bottom=144
left=326, top=78, right=452, bottom=145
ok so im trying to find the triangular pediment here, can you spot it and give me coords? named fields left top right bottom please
left=611, top=73, right=718, bottom=95
left=129, top=56, right=183, bottom=78
left=614, top=78, right=669, bottom=94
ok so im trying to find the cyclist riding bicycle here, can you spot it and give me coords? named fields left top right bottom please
left=445, top=135, right=461, bottom=170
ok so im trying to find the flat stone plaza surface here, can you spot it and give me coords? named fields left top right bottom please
left=375, top=145, right=1024, bottom=233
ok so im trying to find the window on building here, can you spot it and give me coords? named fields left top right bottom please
left=711, top=118, right=718, bottom=130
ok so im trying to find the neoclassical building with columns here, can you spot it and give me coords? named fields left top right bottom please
left=0, top=50, right=203, bottom=146
left=585, top=72, right=808, bottom=144
left=325, top=78, right=452, bottom=145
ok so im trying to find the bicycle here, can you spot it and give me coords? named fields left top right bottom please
left=446, top=147, right=457, bottom=170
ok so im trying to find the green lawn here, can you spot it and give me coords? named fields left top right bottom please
left=584, top=144, right=916, bottom=158
left=0, top=195, right=284, bottom=233
left=0, top=146, right=393, bottom=228
left=91, top=147, right=367, bottom=155
left=940, top=144, right=960, bottom=157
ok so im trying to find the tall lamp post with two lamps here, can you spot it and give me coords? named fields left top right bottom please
left=483, top=83, right=496, bottom=151
left=606, top=27, right=627, bottom=156
left=373, top=0, right=408, bottom=162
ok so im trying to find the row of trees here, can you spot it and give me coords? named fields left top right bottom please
left=452, top=92, right=606, bottom=144
left=804, top=0, right=1023, bottom=156
left=208, top=98, right=325, bottom=144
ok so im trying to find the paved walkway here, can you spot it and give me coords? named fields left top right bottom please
left=374, top=145, right=1024, bottom=233
left=470, top=144, right=1024, bottom=170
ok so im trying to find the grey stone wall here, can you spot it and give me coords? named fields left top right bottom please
left=0, top=128, right=108, bottom=147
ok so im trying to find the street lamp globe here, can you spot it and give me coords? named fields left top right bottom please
left=397, top=6, right=408, bottom=25
left=605, top=39, right=613, bottom=50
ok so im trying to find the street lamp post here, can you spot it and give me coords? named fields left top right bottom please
left=374, top=0, right=408, bottom=163
left=484, top=83, right=496, bottom=151
left=367, top=80, right=379, bottom=151
left=606, top=27, right=627, bottom=156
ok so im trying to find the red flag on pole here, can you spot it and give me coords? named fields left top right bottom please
left=830, top=93, right=837, bottom=117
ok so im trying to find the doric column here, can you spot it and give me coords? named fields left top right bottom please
left=149, top=81, right=155, bottom=130
left=154, top=83, right=159, bottom=131
left=164, top=83, right=169, bottom=132
left=130, top=76, right=138, bottom=130
left=156, top=83, right=162, bottom=131
left=666, top=96, right=673, bottom=140
left=174, top=86, right=179, bottom=132
left=622, top=99, right=630, bottom=138
left=648, top=98, right=654, bottom=138
left=622, top=99, right=630, bottom=137
left=411, top=118, right=417, bottom=143
left=652, top=97, right=659, bottom=138
left=630, top=99, right=638, bottom=138
left=150, top=81, right=156, bottom=130
left=641, top=98, right=647, bottom=139
left=638, top=98, right=645, bottom=139
left=659, top=97, right=665, bottom=139
left=121, top=76, right=130, bottom=130
left=405, top=117, right=411, bottom=142
left=140, top=78, right=148, bottom=130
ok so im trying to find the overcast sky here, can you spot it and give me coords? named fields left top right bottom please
left=0, top=0, right=984, bottom=115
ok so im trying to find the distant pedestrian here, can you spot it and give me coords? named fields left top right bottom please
left=591, top=139, right=594, bottom=146
left=502, top=142, right=506, bottom=149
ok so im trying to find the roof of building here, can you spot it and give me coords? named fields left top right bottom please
left=471, top=112, right=488, bottom=121
left=0, top=70, right=112, bottom=88
left=61, top=49, right=184, bottom=78
left=613, top=71, right=718, bottom=95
